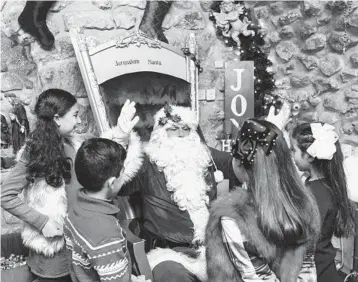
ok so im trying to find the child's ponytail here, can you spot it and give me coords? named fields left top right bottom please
left=26, top=89, right=76, bottom=188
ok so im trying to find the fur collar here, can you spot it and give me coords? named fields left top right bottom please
left=121, top=131, right=143, bottom=185
left=205, top=188, right=277, bottom=282
left=22, top=179, right=67, bottom=257
left=207, top=188, right=276, bottom=261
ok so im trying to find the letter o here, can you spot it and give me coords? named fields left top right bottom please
left=231, top=94, right=247, bottom=117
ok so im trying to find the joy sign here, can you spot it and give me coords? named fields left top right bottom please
left=222, top=61, right=254, bottom=152
left=224, top=61, right=254, bottom=134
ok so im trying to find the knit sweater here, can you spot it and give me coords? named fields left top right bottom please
left=64, top=189, right=131, bottom=282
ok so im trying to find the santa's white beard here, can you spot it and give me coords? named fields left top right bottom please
left=146, top=128, right=212, bottom=243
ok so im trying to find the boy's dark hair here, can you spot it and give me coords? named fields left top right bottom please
left=75, top=138, right=127, bottom=192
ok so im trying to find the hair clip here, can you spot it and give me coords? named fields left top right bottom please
left=231, top=119, right=278, bottom=168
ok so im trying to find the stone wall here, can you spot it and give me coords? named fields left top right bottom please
left=1, top=0, right=232, bottom=149
left=1, top=1, right=358, bottom=234
left=249, top=1, right=358, bottom=156
left=2, top=1, right=358, bottom=151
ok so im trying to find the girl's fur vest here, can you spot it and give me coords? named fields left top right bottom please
left=20, top=132, right=143, bottom=257
left=206, top=188, right=312, bottom=282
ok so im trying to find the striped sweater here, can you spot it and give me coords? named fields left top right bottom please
left=64, top=189, right=131, bottom=282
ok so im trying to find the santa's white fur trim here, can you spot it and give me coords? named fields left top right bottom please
left=145, top=128, right=211, bottom=244
left=154, top=105, right=198, bottom=130
left=99, top=129, right=143, bottom=184
left=22, top=178, right=67, bottom=257
left=147, top=246, right=207, bottom=281
left=121, top=131, right=143, bottom=185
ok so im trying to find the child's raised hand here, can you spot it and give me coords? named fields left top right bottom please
left=266, top=102, right=291, bottom=131
left=42, top=219, right=63, bottom=238
left=117, top=99, right=140, bottom=135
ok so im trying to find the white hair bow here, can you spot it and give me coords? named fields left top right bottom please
left=306, top=123, right=339, bottom=160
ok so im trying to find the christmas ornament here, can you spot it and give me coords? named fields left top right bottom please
left=210, top=0, right=255, bottom=45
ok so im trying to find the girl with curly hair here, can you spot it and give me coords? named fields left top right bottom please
left=1, top=89, right=81, bottom=281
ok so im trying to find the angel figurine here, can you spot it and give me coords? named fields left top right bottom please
left=212, top=0, right=255, bottom=44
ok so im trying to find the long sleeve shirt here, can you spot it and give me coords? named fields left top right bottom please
left=1, top=142, right=81, bottom=278
left=64, top=189, right=131, bottom=282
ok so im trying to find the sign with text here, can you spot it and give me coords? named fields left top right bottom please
left=224, top=61, right=254, bottom=135
left=90, top=44, right=188, bottom=84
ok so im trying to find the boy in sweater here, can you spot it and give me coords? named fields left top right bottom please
left=64, top=137, right=147, bottom=282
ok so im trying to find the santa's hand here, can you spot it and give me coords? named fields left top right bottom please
left=101, top=100, right=139, bottom=146
left=266, top=102, right=291, bottom=131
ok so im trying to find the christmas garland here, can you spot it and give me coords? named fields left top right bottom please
left=1, top=254, right=27, bottom=270
left=158, top=104, right=182, bottom=126
left=209, top=1, right=277, bottom=117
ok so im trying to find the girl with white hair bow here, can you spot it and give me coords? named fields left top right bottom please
left=290, top=122, right=355, bottom=282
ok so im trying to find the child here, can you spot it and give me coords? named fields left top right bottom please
left=1, top=89, right=81, bottom=281
left=206, top=119, right=321, bottom=282
left=1, top=89, right=138, bottom=281
left=291, top=123, right=355, bottom=282
left=64, top=138, right=146, bottom=282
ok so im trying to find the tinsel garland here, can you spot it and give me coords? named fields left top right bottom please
left=209, top=1, right=276, bottom=117
left=1, top=254, right=27, bottom=270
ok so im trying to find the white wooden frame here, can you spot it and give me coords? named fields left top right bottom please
left=70, top=28, right=199, bottom=135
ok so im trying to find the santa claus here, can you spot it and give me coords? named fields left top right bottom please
left=120, top=104, right=237, bottom=282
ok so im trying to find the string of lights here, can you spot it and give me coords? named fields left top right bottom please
left=209, top=1, right=277, bottom=118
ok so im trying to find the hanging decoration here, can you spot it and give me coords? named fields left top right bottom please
left=209, top=0, right=277, bottom=118
left=210, top=1, right=255, bottom=45
left=18, top=1, right=56, bottom=50
left=182, top=47, right=203, bottom=73
left=139, top=1, right=173, bottom=44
